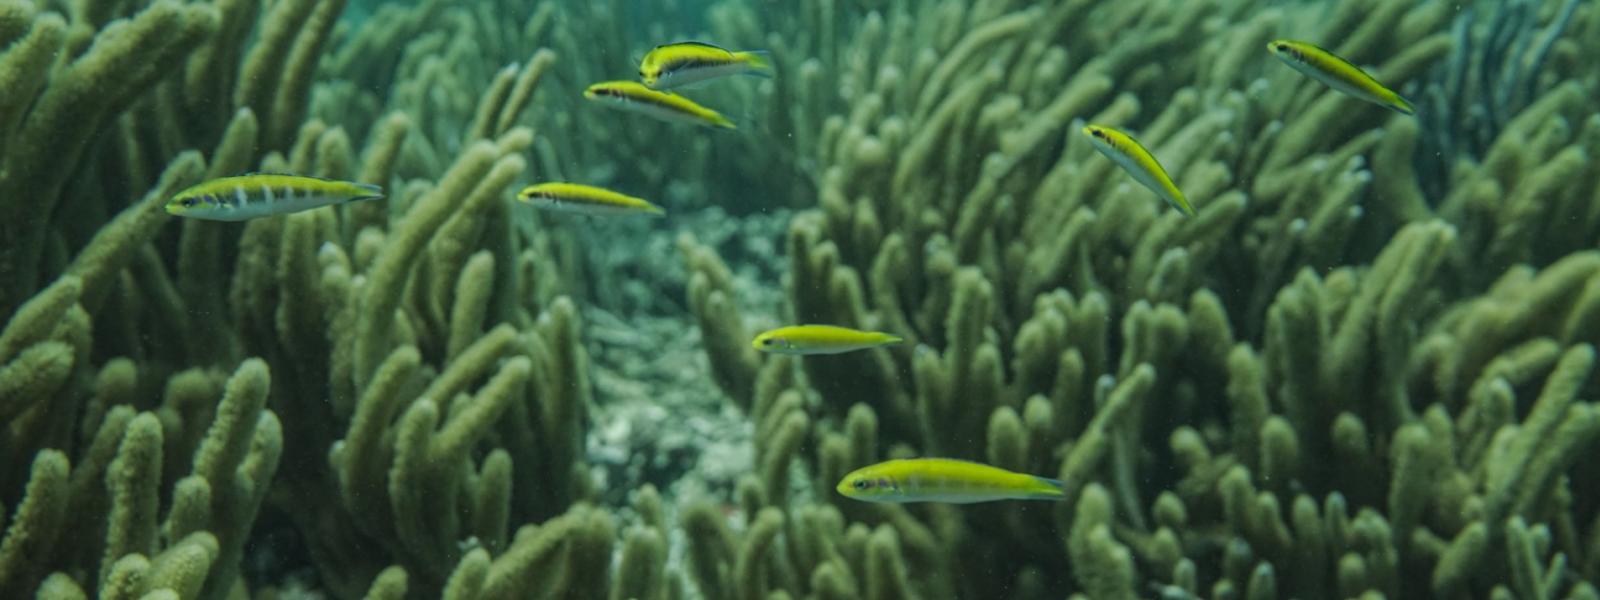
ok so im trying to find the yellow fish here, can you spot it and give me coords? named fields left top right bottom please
left=583, top=81, right=736, bottom=129
left=1082, top=125, right=1195, bottom=216
left=751, top=325, right=903, bottom=355
left=836, top=459, right=1065, bottom=504
left=1268, top=39, right=1415, bottom=115
left=516, top=183, right=664, bottom=217
left=166, top=174, right=383, bottom=221
left=640, top=41, right=773, bottom=89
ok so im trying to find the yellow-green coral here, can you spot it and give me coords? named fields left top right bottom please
left=675, top=1, right=1600, bottom=599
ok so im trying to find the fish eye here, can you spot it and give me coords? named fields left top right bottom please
left=852, top=479, right=869, bottom=490
left=1091, top=129, right=1104, bottom=139
left=761, top=338, right=776, bottom=346
left=180, top=198, right=196, bottom=207
left=1274, top=43, right=1289, bottom=52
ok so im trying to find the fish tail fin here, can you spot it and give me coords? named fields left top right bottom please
left=1033, top=476, right=1067, bottom=499
left=711, top=113, right=739, bottom=130
left=1172, top=192, right=1197, bottom=217
left=881, top=334, right=906, bottom=345
left=739, top=50, right=775, bottom=77
left=1390, top=93, right=1416, bottom=115
left=349, top=182, right=385, bottom=201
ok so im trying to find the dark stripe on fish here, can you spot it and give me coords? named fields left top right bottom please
left=524, top=189, right=609, bottom=206
left=592, top=86, right=677, bottom=110
left=631, top=91, right=690, bottom=112
left=663, top=57, right=729, bottom=72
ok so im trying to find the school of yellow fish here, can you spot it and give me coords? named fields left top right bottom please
left=166, top=35, right=1412, bottom=504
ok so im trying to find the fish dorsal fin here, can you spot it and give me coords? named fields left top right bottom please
left=905, top=457, right=988, bottom=466
left=661, top=40, right=729, bottom=52
left=889, top=460, right=985, bottom=470
left=240, top=171, right=325, bottom=180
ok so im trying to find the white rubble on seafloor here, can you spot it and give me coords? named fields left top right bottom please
left=578, top=205, right=790, bottom=510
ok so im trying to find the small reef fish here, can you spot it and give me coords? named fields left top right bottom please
left=836, top=458, right=1066, bottom=504
left=1267, top=39, right=1415, bottom=115
left=166, top=174, right=383, bottom=221
left=1082, top=124, right=1196, bottom=216
left=639, top=41, right=773, bottom=89
left=583, top=81, right=736, bottom=129
left=515, top=183, right=665, bottom=217
left=751, top=324, right=903, bottom=355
